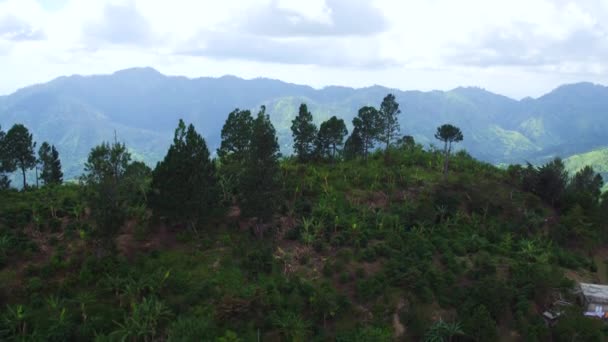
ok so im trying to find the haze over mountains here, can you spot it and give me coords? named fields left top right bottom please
left=0, top=67, right=607, bottom=179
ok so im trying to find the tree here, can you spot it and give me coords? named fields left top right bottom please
left=566, top=166, right=603, bottom=210
left=218, top=109, right=254, bottom=161
left=343, top=127, right=364, bottom=160
left=378, top=94, right=401, bottom=153
left=535, top=158, right=568, bottom=208
left=151, top=119, right=218, bottom=230
left=396, top=135, right=416, bottom=150
left=434, top=124, right=463, bottom=178
left=241, top=106, right=281, bottom=228
left=353, top=106, right=381, bottom=160
left=0, top=125, right=14, bottom=189
left=424, top=319, right=463, bottom=342
left=463, top=305, right=497, bottom=341
left=218, top=109, right=254, bottom=202
left=38, top=142, right=63, bottom=186
left=5, top=124, right=36, bottom=189
left=291, top=103, right=317, bottom=162
left=315, top=116, right=348, bottom=161
left=81, top=139, right=132, bottom=247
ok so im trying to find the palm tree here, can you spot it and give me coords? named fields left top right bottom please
left=112, top=297, right=171, bottom=342
left=272, top=311, right=311, bottom=342
left=424, top=319, right=464, bottom=342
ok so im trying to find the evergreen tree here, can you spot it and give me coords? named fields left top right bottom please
left=218, top=109, right=254, bottom=161
left=218, top=109, right=254, bottom=202
left=38, top=142, right=63, bottom=185
left=377, top=94, right=401, bottom=152
left=463, top=305, right=497, bottom=341
left=353, top=106, right=381, bottom=160
left=0, top=125, right=14, bottom=189
left=315, top=116, right=348, bottom=161
left=434, top=124, right=463, bottom=178
left=241, top=106, right=281, bottom=227
left=151, top=119, right=218, bottom=230
left=566, top=166, right=603, bottom=210
left=291, top=103, right=317, bottom=162
left=5, top=124, right=36, bottom=189
left=82, top=139, right=132, bottom=247
left=343, top=127, right=365, bottom=160
left=535, top=158, right=568, bottom=208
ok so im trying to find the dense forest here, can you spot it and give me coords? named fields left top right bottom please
left=0, top=94, right=607, bottom=341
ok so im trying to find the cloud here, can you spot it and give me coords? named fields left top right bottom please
left=0, top=15, right=45, bottom=41
left=178, top=30, right=395, bottom=68
left=83, top=1, right=153, bottom=47
left=448, top=23, right=608, bottom=68
left=242, top=0, right=388, bottom=37
left=176, top=0, right=391, bottom=67
left=443, top=1, right=608, bottom=70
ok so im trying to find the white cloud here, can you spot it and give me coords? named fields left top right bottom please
left=0, top=0, right=607, bottom=98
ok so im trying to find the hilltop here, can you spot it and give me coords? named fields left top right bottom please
left=2, top=68, right=608, bottom=180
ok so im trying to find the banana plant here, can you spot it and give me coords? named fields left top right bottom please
left=2, top=304, right=28, bottom=338
left=112, top=297, right=171, bottom=342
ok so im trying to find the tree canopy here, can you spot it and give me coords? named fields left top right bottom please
left=377, top=93, right=401, bottom=152
left=291, top=103, right=318, bottom=162
left=151, top=119, right=218, bottom=229
left=353, top=106, right=381, bottom=160
left=434, top=124, right=463, bottom=177
left=316, top=116, right=348, bottom=160
left=38, top=142, right=63, bottom=186
left=5, top=124, right=36, bottom=189
left=241, top=106, right=281, bottom=224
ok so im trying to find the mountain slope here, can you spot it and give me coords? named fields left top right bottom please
left=1, top=68, right=607, bottom=179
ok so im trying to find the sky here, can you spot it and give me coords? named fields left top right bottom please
left=0, top=0, right=607, bottom=99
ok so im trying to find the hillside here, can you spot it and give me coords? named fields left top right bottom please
left=2, top=68, right=608, bottom=179
left=1, top=143, right=607, bottom=340
left=565, top=147, right=608, bottom=192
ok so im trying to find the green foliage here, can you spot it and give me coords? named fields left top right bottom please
left=378, top=93, right=401, bottom=151
left=316, top=116, right=348, bottom=160
left=38, top=142, right=63, bottom=186
left=81, top=140, right=132, bottom=244
left=553, top=308, right=604, bottom=342
left=462, top=305, right=497, bottom=341
left=151, top=119, right=218, bottom=228
left=434, top=124, right=463, bottom=177
left=4, top=124, right=37, bottom=188
left=343, top=126, right=364, bottom=160
left=353, top=106, right=381, bottom=159
left=241, top=106, right=281, bottom=222
left=423, top=319, right=463, bottom=342
left=291, top=103, right=317, bottom=162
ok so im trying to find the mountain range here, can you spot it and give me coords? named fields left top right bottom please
left=0, top=67, right=607, bottom=180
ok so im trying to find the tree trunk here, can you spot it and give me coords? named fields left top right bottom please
left=35, top=166, right=39, bottom=188
left=443, top=142, right=451, bottom=180
left=21, top=167, right=27, bottom=189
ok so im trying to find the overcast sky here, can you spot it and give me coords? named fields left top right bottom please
left=1, top=0, right=607, bottom=98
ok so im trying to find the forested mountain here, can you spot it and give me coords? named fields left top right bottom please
left=1, top=67, right=607, bottom=178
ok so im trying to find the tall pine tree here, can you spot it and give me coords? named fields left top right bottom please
left=38, top=142, right=63, bottom=185
left=316, top=116, right=348, bottom=161
left=82, top=139, right=132, bottom=247
left=5, top=124, right=36, bottom=189
left=291, top=103, right=317, bottom=162
left=0, top=125, right=14, bottom=189
left=217, top=108, right=254, bottom=203
left=353, top=106, right=381, bottom=160
left=241, top=106, right=281, bottom=226
left=377, top=93, right=401, bottom=152
left=151, top=119, right=218, bottom=230
left=343, top=127, right=364, bottom=160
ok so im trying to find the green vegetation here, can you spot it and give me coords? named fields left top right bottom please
left=1, top=94, right=608, bottom=341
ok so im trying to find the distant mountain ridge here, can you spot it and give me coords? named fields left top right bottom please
left=1, top=67, right=607, bottom=179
